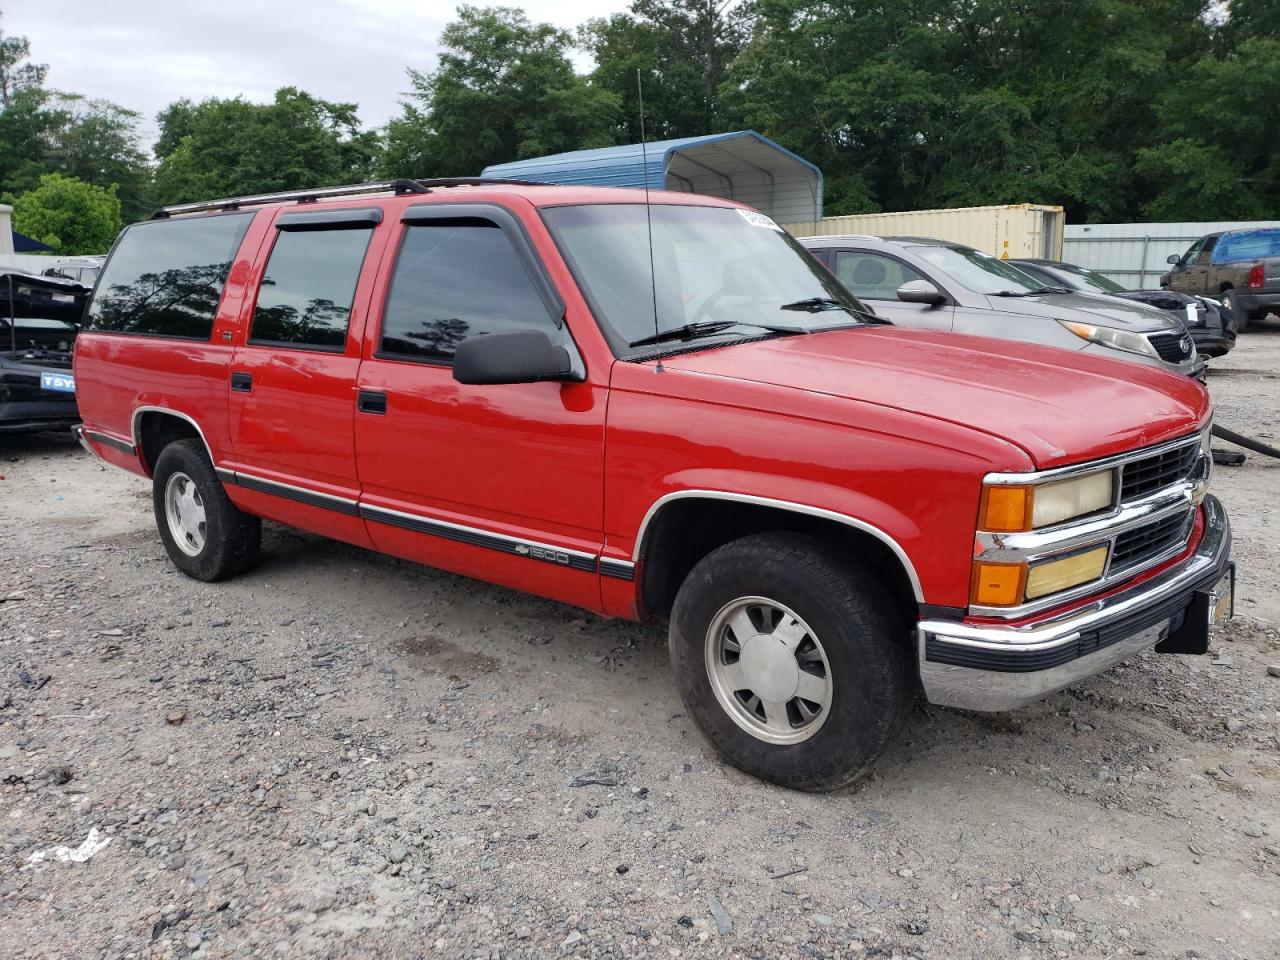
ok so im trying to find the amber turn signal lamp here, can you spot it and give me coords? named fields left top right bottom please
left=979, top=485, right=1033, bottom=533
left=971, top=560, right=1027, bottom=607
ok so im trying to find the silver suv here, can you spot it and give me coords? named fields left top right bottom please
left=802, top=236, right=1202, bottom=378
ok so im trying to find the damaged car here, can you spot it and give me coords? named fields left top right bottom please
left=1014, top=258, right=1236, bottom=359
left=1, top=271, right=87, bottom=434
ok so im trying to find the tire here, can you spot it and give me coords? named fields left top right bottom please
left=152, top=438, right=261, bottom=581
left=668, top=532, right=914, bottom=791
left=1219, top=289, right=1249, bottom=332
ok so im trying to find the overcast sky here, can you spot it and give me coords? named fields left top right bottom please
left=5, top=0, right=624, bottom=143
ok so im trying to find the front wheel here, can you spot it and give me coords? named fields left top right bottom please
left=669, top=533, right=914, bottom=791
left=152, top=439, right=261, bottom=581
left=1219, top=289, right=1250, bottom=332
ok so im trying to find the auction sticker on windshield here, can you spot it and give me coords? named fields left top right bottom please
left=737, top=209, right=784, bottom=231
left=41, top=371, right=75, bottom=393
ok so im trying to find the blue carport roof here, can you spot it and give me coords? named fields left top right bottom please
left=481, top=130, right=822, bottom=223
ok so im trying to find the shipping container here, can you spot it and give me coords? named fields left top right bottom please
left=782, top=203, right=1064, bottom=260
left=1063, top=220, right=1280, bottom=289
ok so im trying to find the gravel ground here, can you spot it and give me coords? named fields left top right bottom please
left=2, top=327, right=1278, bottom=960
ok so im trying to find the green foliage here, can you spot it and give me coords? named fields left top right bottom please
left=381, top=5, right=619, bottom=178
left=5, top=173, right=121, bottom=254
left=0, top=10, right=46, bottom=106
left=153, top=88, right=382, bottom=205
left=580, top=1, right=749, bottom=142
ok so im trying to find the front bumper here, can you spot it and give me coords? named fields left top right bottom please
left=918, top=495, right=1231, bottom=712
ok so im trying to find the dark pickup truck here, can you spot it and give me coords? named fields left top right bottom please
left=1164, top=227, right=1280, bottom=330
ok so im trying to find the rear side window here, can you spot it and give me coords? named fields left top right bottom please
left=249, top=229, right=372, bottom=350
left=1214, top=229, right=1280, bottom=262
left=86, top=213, right=253, bottom=339
left=378, top=222, right=557, bottom=362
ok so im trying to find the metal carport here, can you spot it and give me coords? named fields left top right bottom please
left=481, top=130, right=823, bottom=223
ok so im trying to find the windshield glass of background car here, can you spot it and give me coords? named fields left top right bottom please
left=912, top=246, right=1043, bottom=295
left=541, top=204, right=868, bottom=356
left=1057, top=263, right=1126, bottom=294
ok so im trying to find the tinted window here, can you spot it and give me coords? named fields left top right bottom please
left=912, top=245, right=1043, bottom=295
left=379, top=223, right=556, bottom=362
left=86, top=213, right=253, bottom=338
left=833, top=252, right=924, bottom=299
left=250, top=229, right=372, bottom=349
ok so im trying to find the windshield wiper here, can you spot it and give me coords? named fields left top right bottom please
left=780, top=297, right=847, bottom=312
left=628, top=321, right=741, bottom=349
left=991, top=289, right=1033, bottom=297
left=1029, top=284, right=1072, bottom=294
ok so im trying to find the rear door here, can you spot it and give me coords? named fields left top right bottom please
left=223, top=206, right=386, bottom=548
left=352, top=201, right=606, bottom=610
left=828, top=248, right=953, bottom=330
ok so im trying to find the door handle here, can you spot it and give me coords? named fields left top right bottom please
left=230, top=371, right=252, bottom=393
left=357, top=390, right=387, bottom=415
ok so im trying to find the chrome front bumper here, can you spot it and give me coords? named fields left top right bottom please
left=918, top=495, right=1231, bottom=712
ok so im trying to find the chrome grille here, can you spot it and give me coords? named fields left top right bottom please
left=1120, top=441, right=1199, bottom=500
left=1147, top=331, right=1193, bottom=363
left=1110, top=510, right=1192, bottom=573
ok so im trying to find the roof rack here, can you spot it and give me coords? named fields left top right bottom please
left=150, top=177, right=553, bottom=220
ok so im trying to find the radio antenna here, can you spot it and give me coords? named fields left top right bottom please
left=636, top=68, right=662, bottom=372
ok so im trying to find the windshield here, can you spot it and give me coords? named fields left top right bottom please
left=541, top=204, right=871, bottom=357
left=1048, top=262, right=1126, bottom=294
left=913, top=245, right=1046, bottom=295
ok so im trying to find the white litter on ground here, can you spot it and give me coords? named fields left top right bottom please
left=26, top=827, right=112, bottom=865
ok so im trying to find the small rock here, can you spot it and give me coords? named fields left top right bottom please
left=45, top=765, right=73, bottom=786
left=186, top=933, right=202, bottom=950
left=165, top=711, right=186, bottom=726
left=388, top=845, right=409, bottom=864
left=897, top=868, right=914, bottom=879
left=1015, top=931, right=1041, bottom=943
left=707, top=894, right=733, bottom=934
left=1267, top=665, right=1280, bottom=678
left=563, top=930, right=584, bottom=947
left=1224, top=717, right=1245, bottom=733
left=902, top=920, right=928, bottom=935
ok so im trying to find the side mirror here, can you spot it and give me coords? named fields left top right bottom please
left=1166, top=254, right=1181, bottom=265
left=452, top=328, right=574, bottom=386
left=897, top=279, right=946, bottom=306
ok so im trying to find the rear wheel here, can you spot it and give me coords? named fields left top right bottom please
left=669, top=532, right=913, bottom=791
left=152, top=439, right=260, bottom=581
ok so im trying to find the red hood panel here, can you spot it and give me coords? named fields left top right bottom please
left=665, top=328, right=1209, bottom=468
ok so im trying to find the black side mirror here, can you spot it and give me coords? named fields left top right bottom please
left=1166, top=254, right=1181, bottom=265
left=897, top=279, right=946, bottom=306
left=452, top=329, right=575, bottom=386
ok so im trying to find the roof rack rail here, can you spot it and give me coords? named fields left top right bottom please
left=150, top=176, right=554, bottom=220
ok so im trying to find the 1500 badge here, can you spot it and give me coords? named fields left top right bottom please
left=515, top=543, right=571, bottom=565
left=41, top=371, right=76, bottom=393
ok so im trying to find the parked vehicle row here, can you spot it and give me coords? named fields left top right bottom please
left=72, top=180, right=1234, bottom=790
left=800, top=235, right=1206, bottom=376
left=1013, top=259, right=1236, bottom=359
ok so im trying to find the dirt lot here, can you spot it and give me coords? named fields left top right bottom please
left=2, top=328, right=1278, bottom=960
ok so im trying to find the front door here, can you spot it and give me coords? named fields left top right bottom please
left=225, top=207, right=385, bottom=548
left=353, top=202, right=606, bottom=610
left=830, top=249, right=954, bottom=330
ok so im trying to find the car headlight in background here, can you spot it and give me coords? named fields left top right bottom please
left=978, top=470, right=1115, bottom=532
left=1058, top=320, right=1160, bottom=359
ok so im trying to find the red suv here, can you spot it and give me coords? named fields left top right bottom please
left=73, top=179, right=1234, bottom=790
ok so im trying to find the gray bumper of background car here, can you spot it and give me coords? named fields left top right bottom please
left=917, top=496, right=1231, bottom=712
left=1238, top=291, right=1280, bottom=312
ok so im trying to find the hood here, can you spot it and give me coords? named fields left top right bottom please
left=983, top=289, right=1183, bottom=333
left=664, top=327, right=1209, bottom=469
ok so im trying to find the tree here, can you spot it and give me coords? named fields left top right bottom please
left=153, top=87, right=382, bottom=205
left=382, top=5, right=620, bottom=178
left=1135, top=37, right=1280, bottom=219
left=0, top=11, right=46, bottom=107
left=48, top=96, right=152, bottom=222
left=5, top=173, right=122, bottom=254
left=580, top=1, right=749, bottom=142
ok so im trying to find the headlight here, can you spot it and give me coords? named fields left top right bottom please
left=1058, top=320, right=1159, bottom=358
left=979, top=470, right=1115, bottom=532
